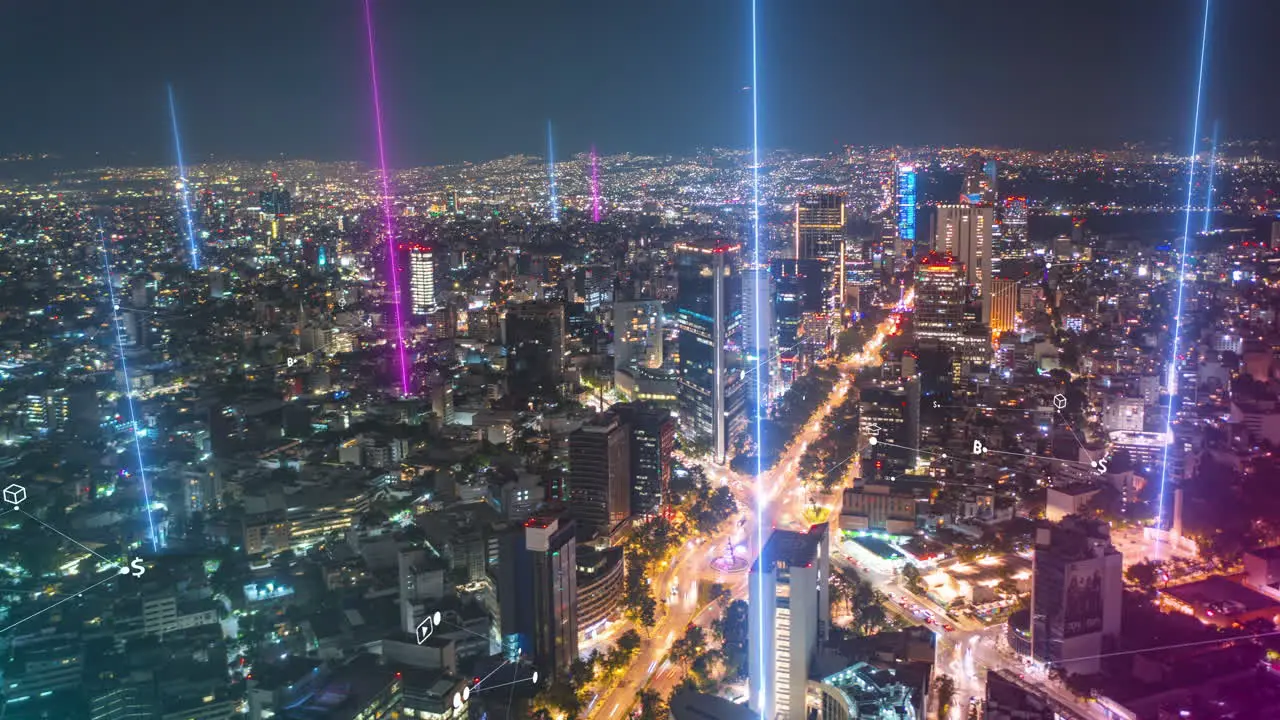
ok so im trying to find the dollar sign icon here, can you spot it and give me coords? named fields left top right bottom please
left=130, top=558, right=146, bottom=578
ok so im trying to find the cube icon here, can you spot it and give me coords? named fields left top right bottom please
left=1052, top=394, right=1068, bottom=410
left=3, top=484, right=26, bottom=506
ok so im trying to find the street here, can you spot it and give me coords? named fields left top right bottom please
left=590, top=294, right=914, bottom=718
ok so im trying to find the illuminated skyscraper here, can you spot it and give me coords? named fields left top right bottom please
left=933, top=204, right=993, bottom=324
left=770, top=259, right=824, bottom=389
left=613, top=402, right=675, bottom=518
left=749, top=524, right=830, bottom=720
left=990, top=278, right=1019, bottom=334
left=1002, top=196, right=1029, bottom=260
left=794, top=192, right=846, bottom=311
left=742, top=265, right=773, bottom=411
left=398, top=243, right=437, bottom=316
left=498, top=516, right=577, bottom=681
left=961, top=153, right=997, bottom=203
left=612, top=300, right=663, bottom=371
left=676, top=239, right=744, bottom=465
left=913, top=251, right=967, bottom=348
left=896, top=164, right=919, bottom=256
left=259, top=186, right=293, bottom=217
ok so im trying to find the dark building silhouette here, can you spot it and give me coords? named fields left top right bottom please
left=612, top=402, right=675, bottom=518
left=503, top=302, right=565, bottom=403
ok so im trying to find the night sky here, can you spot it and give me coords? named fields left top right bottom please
left=1, top=0, right=1275, bottom=166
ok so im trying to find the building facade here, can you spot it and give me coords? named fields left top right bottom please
left=676, top=239, right=745, bottom=464
left=749, top=525, right=831, bottom=720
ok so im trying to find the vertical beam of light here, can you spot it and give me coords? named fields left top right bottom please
left=166, top=85, right=200, bottom=270
left=1158, top=0, right=1211, bottom=537
left=363, top=0, right=410, bottom=397
left=590, top=146, right=601, bottom=223
left=547, top=121, right=559, bottom=222
left=750, top=0, right=767, bottom=716
left=98, top=223, right=159, bottom=552
left=1202, top=120, right=1219, bottom=234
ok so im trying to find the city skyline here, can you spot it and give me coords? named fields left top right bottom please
left=3, top=1, right=1280, bottom=719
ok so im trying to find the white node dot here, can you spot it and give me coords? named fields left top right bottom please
left=868, top=436, right=878, bottom=446
left=1090, top=461, right=1098, bottom=468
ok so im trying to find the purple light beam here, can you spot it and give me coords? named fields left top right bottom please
left=590, top=146, right=601, bottom=223
left=363, top=0, right=410, bottom=397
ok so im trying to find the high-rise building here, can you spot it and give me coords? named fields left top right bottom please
left=896, top=164, right=919, bottom=256
left=498, top=516, right=578, bottom=681
left=444, top=186, right=458, bottom=214
left=749, top=524, right=831, bottom=720
left=398, top=243, right=437, bottom=317
left=582, top=265, right=613, bottom=311
left=23, top=388, right=69, bottom=433
left=612, top=300, right=663, bottom=371
left=771, top=259, right=825, bottom=390
left=613, top=403, right=675, bottom=518
left=933, top=204, right=994, bottom=323
left=1030, top=518, right=1122, bottom=675
left=913, top=252, right=967, bottom=348
left=568, top=413, right=631, bottom=539
left=504, top=302, right=566, bottom=402
left=858, top=380, right=920, bottom=481
left=742, top=265, right=773, bottom=413
left=259, top=186, right=293, bottom=217
left=1002, top=196, right=1029, bottom=260
left=990, top=278, right=1019, bottom=334
left=961, top=153, right=997, bottom=203
left=676, top=239, right=745, bottom=464
left=794, top=192, right=847, bottom=311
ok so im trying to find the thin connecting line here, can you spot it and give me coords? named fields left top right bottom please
left=1159, top=0, right=1211, bottom=536
left=440, top=617, right=495, bottom=643
left=1054, top=409, right=1100, bottom=464
left=99, top=222, right=159, bottom=551
left=474, top=659, right=510, bottom=689
left=1052, top=628, right=1280, bottom=666
left=473, top=675, right=536, bottom=693
left=0, top=572, right=119, bottom=635
left=17, top=510, right=120, bottom=568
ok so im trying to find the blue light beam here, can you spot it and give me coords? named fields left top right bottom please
left=547, top=120, right=559, bottom=222
left=1202, top=120, right=1219, bottom=234
left=166, top=84, right=200, bottom=270
left=750, top=0, right=768, bottom=716
left=1158, top=0, right=1211, bottom=536
left=98, top=223, right=159, bottom=552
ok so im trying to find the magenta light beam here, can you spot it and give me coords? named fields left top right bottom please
left=363, top=0, right=410, bottom=397
left=590, top=146, right=601, bottom=223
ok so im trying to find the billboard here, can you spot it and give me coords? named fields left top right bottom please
left=1063, top=562, right=1104, bottom=638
